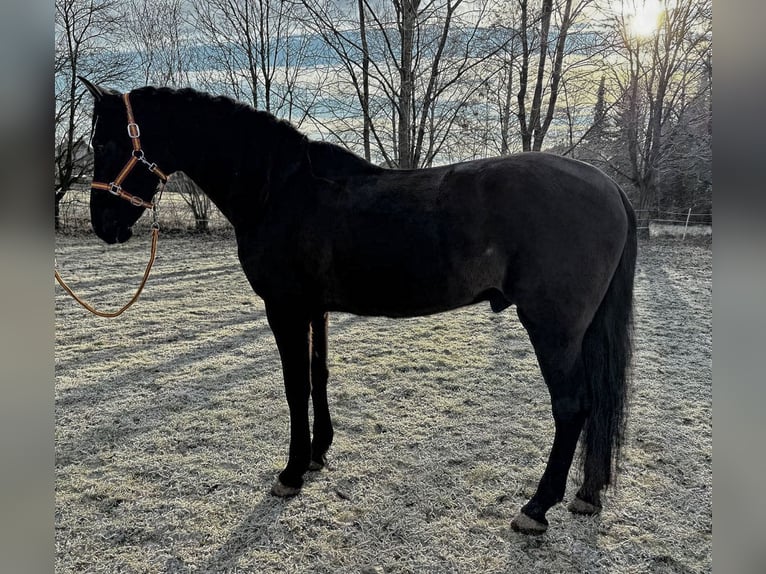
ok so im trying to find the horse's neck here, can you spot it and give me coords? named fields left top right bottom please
left=159, top=103, right=302, bottom=226
left=163, top=109, right=248, bottom=223
left=160, top=113, right=231, bottom=204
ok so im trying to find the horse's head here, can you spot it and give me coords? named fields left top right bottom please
left=79, top=77, right=167, bottom=244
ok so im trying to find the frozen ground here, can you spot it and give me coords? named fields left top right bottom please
left=55, top=232, right=711, bottom=573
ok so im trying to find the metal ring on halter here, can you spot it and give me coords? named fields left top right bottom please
left=108, top=183, right=122, bottom=196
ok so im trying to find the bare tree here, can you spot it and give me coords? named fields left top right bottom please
left=512, top=0, right=603, bottom=151
left=358, top=0, right=372, bottom=160
left=295, top=1, right=375, bottom=158
left=481, top=0, right=611, bottom=156
left=190, top=0, right=315, bottom=120
left=167, top=172, right=214, bottom=233
left=494, top=28, right=521, bottom=155
left=303, top=0, right=507, bottom=167
left=125, top=0, right=190, bottom=87
left=608, top=0, right=712, bottom=219
left=55, top=0, right=130, bottom=229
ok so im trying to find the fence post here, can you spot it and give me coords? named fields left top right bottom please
left=682, top=207, right=692, bottom=240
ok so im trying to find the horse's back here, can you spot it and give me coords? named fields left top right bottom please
left=318, top=152, right=631, bottom=319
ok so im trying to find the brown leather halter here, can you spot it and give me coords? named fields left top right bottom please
left=90, top=92, right=169, bottom=208
left=55, top=92, right=168, bottom=318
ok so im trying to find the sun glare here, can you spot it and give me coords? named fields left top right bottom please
left=628, top=0, right=664, bottom=38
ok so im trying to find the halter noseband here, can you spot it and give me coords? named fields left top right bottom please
left=91, top=92, right=169, bottom=210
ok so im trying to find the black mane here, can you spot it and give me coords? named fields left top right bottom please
left=130, top=86, right=380, bottom=182
left=130, top=86, right=299, bottom=135
left=137, top=87, right=303, bottom=151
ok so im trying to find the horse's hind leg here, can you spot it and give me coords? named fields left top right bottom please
left=511, top=312, right=589, bottom=534
left=309, top=312, right=333, bottom=470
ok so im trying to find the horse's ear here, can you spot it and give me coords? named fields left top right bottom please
left=77, top=76, right=117, bottom=101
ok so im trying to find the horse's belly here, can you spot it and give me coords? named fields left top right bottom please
left=327, top=289, right=475, bottom=318
left=325, top=249, right=508, bottom=318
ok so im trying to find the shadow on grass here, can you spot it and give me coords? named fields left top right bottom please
left=55, top=322, right=280, bottom=468
left=200, top=493, right=286, bottom=572
left=502, top=509, right=610, bottom=574
left=200, top=471, right=325, bottom=573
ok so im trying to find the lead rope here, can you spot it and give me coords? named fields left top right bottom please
left=55, top=204, right=161, bottom=318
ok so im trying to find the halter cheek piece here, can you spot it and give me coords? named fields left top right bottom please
left=91, top=92, right=169, bottom=211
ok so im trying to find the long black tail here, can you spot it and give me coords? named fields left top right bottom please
left=580, top=193, right=637, bottom=490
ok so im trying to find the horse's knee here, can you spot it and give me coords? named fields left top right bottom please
left=311, top=361, right=329, bottom=384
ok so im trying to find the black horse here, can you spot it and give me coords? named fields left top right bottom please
left=78, top=78, right=636, bottom=534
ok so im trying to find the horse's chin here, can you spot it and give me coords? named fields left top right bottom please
left=116, top=226, right=133, bottom=243
left=94, top=224, right=133, bottom=244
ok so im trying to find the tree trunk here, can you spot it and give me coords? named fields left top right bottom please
left=501, top=65, right=514, bottom=155
left=528, top=0, right=552, bottom=151
left=358, top=0, right=371, bottom=161
left=517, top=0, right=531, bottom=151
left=534, top=0, right=573, bottom=150
left=397, top=0, right=416, bottom=168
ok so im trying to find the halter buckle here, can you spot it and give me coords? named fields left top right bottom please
left=108, top=183, right=122, bottom=196
left=127, top=123, right=141, bottom=138
left=130, top=195, right=147, bottom=208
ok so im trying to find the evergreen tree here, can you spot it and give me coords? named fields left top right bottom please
left=592, top=75, right=606, bottom=141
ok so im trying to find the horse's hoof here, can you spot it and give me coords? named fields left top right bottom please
left=510, top=513, right=548, bottom=535
left=271, top=479, right=301, bottom=498
left=308, top=459, right=324, bottom=471
left=567, top=496, right=602, bottom=515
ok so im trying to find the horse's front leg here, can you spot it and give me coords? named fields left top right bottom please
left=265, top=302, right=312, bottom=497
left=309, top=311, right=333, bottom=470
